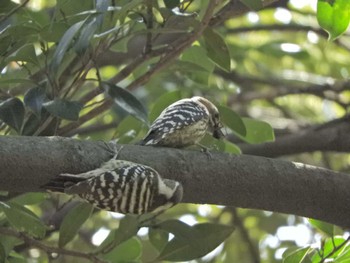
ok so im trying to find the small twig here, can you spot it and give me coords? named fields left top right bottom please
left=0, top=227, right=107, bottom=263
left=145, top=0, right=153, bottom=54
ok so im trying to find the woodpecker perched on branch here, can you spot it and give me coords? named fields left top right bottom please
left=139, top=96, right=224, bottom=148
left=45, top=159, right=183, bottom=215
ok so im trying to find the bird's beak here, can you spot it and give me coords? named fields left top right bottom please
left=213, top=125, right=225, bottom=139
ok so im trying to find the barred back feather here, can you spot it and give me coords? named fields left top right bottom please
left=140, top=96, right=223, bottom=148
left=45, top=159, right=183, bottom=215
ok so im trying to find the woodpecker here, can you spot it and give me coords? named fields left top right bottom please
left=45, top=159, right=183, bottom=215
left=139, top=96, right=224, bottom=148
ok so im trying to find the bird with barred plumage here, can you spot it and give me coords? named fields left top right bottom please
left=44, top=157, right=183, bottom=215
left=139, top=96, right=224, bottom=148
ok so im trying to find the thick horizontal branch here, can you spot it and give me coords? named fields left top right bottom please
left=239, top=115, right=350, bottom=157
left=0, top=136, right=350, bottom=228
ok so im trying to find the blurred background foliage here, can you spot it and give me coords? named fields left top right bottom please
left=0, top=0, right=350, bottom=262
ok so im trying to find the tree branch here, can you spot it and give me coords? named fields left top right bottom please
left=0, top=227, right=106, bottom=263
left=239, top=115, right=350, bottom=157
left=0, top=136, right=350, bottom=228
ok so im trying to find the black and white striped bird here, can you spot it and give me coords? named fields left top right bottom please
left=45, top=159, right=183, bottom=215
left=139, top=96, right=224, bottom=148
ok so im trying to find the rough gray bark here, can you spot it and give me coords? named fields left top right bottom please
left=1, top=136, right=350, bottom=228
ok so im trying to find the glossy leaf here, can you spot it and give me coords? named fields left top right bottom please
left=103, top=82, right=148, bottom=124
left=49, top=20, right=85, bottom=75
left=149, top=90, right=182, bottom=122
left=74, top=19, right=98, bottom=53
left=59, top=202, right=93, bottom=247
left=114, top=115, right=143, bottom=144
left=334, top=245, right=350, bottom=262
left=148, top=228, right=169, bottom=252
left=203, top=28, right=231, bottom=71
left=317, top=0, right=350, bottom=40
left=11, top=193, right=47, bottom=205
left=74, top=5, right=107, bottom=54
left=98, top=215, right=139, bottom=252
left=157, top=220, right=234, bottom=261
left=24, top=87, right=47, bottom=117
left=220, top=140, right=242, bottom=154
left=40, top=22, right=68, bottom=42
left=0, top=98, right=24, bottom=133
left=56, top=0, right=94, bottom=16
left=103, top=237, right=142, bottom=262
left=43, top=99, right=83, bottom=121
left=308, top=219, right=334, bottom=236
left=237, top=118, right=275, bottom=144
left=0, top=202, right=46, bottom=239
left=181, top=45, right=215, bottom=72
left=6, top=44, right=39, bottom=65
left=283, top=246, right=311, bottom=263
left=240, top=0, right=263, bottom=10
left=312, top=237, right=346, bottom=262
left=217, top=105, right=246, bottom=137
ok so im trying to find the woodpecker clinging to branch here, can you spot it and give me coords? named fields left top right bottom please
left=139, top=96, right=224, bottom=148
left=44, top=158, right=183, bottom=215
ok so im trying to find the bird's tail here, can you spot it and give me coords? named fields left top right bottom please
left=42, top=174, right=86, bottom=193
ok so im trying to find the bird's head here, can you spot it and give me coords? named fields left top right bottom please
left=150, top=178, right=183, bottom=213
left=192, top=96, right=224, bottom=139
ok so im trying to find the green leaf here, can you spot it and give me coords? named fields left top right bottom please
left=335, top=245, right=350, bottom=262
left=10, top=193, right=47, bottom=205
left=312, top=237, right=346, bottom=262
left=77, top=2, right=109, bottom=41
left=217, top=105, right=246, bottom=137
left=43, top=99, right=83, bottom=121
left=0, top=98, right=24, bottom=133
left=149, top=228, right=169, bottom=252
left=6, top=44, right=39, bottom=65
left=237, top=118, right=275, bottom=144
left=56, top=0, right=94, bottom=17
left=203, top=28, right=231, bottom=72
left=181, top=46, right=215, bottom=84
left=317, top=0, right=350, bottom=40
left=114, top=115, right=143, bottom=141
left=308, top=219, right=334, bottom=236
left=149, top=90, right=182, bottom=122
left=24, top=87, right=47, bottom=117
left=49, top=20, right=85, bottom=75
left=0, top=202, right=46, bottom=239
left=240, top=0, right=263, bottom=10
left=40, top=22, right=68, bottom=42
left=164, top=0, right=180, bottom=9
left=219, top=140, right=242, bottom=154
left=98, top=215, right=139, bottom=252
left=59, top=202, right=93, bottom=247
left=201, top=134, right=241, bottom=154
left=103, top=237, right=142, bottom=262
left=102, top=82, right=148, bottom=124
left=283, top=246, right=311, bottom=263
left=157, top=220, right=234, bottom=261
left=182, top=46, right=215, bottom=72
